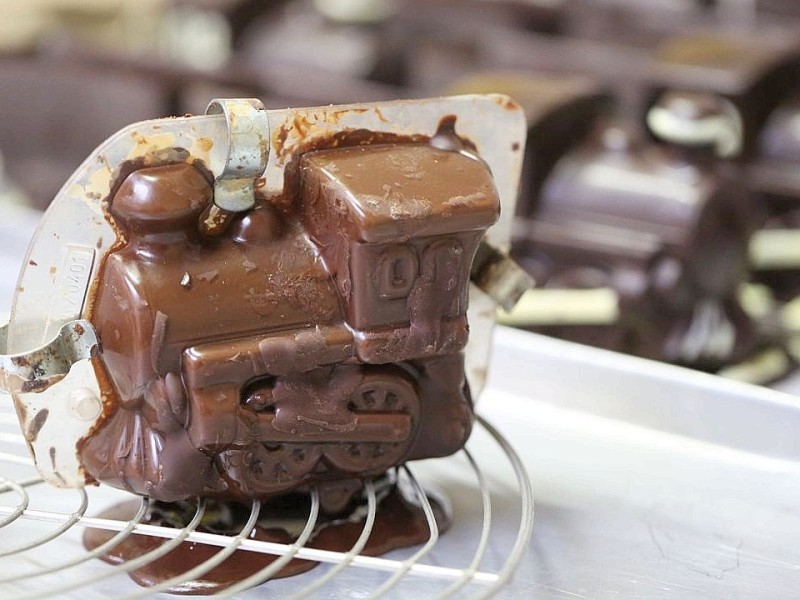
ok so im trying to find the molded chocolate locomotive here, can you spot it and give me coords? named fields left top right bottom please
left=457, top=74, right=758, bottom=370
left=81, top=141, right=499, bottom=507
left=519, top=125, right=756, bottom=370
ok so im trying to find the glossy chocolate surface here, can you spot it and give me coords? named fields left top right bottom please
left=81, top=137, right=499, bottom=505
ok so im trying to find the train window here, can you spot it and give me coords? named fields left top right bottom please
left=378, top=245, right=418, bottom=300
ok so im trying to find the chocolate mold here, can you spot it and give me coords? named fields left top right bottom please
left=0, top=95, right=527, bottom=502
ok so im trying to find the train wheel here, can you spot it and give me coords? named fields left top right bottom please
left=218, top=442, right=323, bottom=496
left=325, top=367, right=420, bottom=473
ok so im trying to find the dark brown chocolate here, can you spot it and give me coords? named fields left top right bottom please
left=83, top=479, right=448, bottom=595
left=646, top=32, right=800, bottom=157
left=449, top=71, right=774, bottom=370
left=748, top=92, right=800, bottom=300
left=643, top=33, right=800, bottom=303
left=80, top=136, right=499, bottom=506
left=512, top=122, right=759, bottom=371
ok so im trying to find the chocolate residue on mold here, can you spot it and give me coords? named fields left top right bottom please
left=26, top=408, right=49, bottom=443
left=20, top=376, right=62, bottom=394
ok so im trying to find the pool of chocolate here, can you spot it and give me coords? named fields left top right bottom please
left=83, top=476, right=449, bottom=595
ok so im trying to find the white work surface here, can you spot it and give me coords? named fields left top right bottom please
left=1, top=211, right=800, bottom=598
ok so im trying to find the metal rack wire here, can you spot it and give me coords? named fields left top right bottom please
left=0, top=400, right=533, bottom=599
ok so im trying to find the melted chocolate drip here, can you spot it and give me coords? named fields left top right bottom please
left=83, top=482, right=449, bottom=595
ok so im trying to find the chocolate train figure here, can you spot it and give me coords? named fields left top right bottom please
left=0, top=96, right=527, bottom=590
left=0, top=96, right=526, bottom=507
left=519, top=121, right=758, bottom=372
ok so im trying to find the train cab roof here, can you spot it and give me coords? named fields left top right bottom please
left=298, top=143, right=500, bottom=244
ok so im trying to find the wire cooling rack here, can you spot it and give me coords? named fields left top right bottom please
left=0, top=398, right=533, bottom=599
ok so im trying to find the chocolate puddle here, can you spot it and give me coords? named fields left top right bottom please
left=83, top=481, right=449, bottom=595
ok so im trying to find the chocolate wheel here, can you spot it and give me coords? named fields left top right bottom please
left=217, top=442, right=324, bottom=496
left=325, top=367, right=420, bottom=473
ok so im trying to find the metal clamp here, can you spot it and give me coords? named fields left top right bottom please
left=205, top=98, right=270, bottom=213
left=471, top=240, right=535, bottom=312
left=0, top=320, right=99, bottom=394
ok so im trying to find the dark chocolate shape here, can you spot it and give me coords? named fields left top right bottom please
left=494, top=73, right=759, bottom=370
left=516, top=126, right=757, bottom=369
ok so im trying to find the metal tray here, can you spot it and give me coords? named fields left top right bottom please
left=488, top=327, right=800, bottom=599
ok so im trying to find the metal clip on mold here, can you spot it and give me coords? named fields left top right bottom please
left=471, top=241, right=535, bottom=311
left=0, top=320, right=99, bottom=394
left=205, top=98, right=270, bottom=213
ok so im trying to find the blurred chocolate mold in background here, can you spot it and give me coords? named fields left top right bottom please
left=1, top=95, right=527, bottom=590
left=452, top=73, right=769, bottom=374
left=752, top=93, right=800, bottom=297
left=480, top=23, right=800, bottom=301
left=559, top=0, right=720, bottom=48
left=643, top=32, right=800, bottom=302
left=0, top=0, right=441, bottom=212
left=0, top=0, right=242, bottom=210
left=558, top=0, right=800, bottom=48
left=0, top=0, right=556, bottom=210
left=0, top=59, right=166, bottom=210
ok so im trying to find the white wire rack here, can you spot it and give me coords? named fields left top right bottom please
left=0, top=398, right=533, bottom=599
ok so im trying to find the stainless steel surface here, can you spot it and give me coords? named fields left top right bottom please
left=489, top=328, right=800, bottom=599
